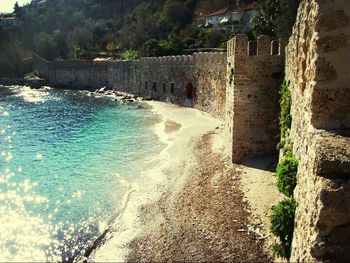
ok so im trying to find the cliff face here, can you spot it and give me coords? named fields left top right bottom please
left=285, top=0, right=350, bottom=262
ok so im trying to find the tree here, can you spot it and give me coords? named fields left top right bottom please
left=14, top=1, right=23, bottom=18
left=163, top=0, right=192, bottom=33
left=33, top=32, right=57, bottom=60
left=118, top=2, right=159, bottom=50
left=67, top=26, right=93, bottom=51
left=251, top=0, right=281, bottom=37
left=251, top=0, right=300, bottom=39
left=143, top=39, right=182, bottom=57
left=275, top=0, right=301, bottom=39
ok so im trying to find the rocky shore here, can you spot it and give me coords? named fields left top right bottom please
left=88, top=101, right=280, bottom=262
left=125, top=131, right=271, bottom=262
left=92, top=87, right=144, bottom=104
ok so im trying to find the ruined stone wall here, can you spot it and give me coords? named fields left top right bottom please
left=286, top=0, right=350, bottom=262
left=34, top=53, right=227, bottom=118
left=226, top=35, right=283, bottom=163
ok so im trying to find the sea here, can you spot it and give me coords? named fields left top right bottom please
left=0, top=86, right=164, bottom=261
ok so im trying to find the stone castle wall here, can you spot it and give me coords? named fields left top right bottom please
left=286, top=0, right=350, bottom=262
left=34, top=53, right=227, bottom=118
left=33, top=10, right=350, bottom=260
left=33, top=55, right=110, bottom=89
left=226, top=35, right=284, bottom=163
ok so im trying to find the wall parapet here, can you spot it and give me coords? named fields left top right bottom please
left=229, top=34, right=283, bottom=57
left=226, top=34, right=284, bottom=163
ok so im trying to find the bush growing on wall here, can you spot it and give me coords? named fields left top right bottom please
left=275, top=156, right=298, bottom=197
left=277, top=80, right=292, bottom=151
left=280, top=80, right=292, bottom=131
left=270, top=198, right=296, bottom=260
left=271, top=78, right=298, bottom=261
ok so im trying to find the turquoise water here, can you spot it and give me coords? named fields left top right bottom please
left=0, top=86, right=163, bottom=261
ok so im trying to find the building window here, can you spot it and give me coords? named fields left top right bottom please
left=170, top=83, right=175, bottom=94
left=152, top=82, right=157, bottom=91
left=163, top=83, right=166, bottom=93
left=145, top=81, right=148, bottom=90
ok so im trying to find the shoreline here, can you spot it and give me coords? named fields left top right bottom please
left=89, top=101, right=223, bottom=262
left=90, top=100, right=276, bottom=262
left=2, top=85, right=280, bottom=262
left=124, top=119, right=271, bottom=262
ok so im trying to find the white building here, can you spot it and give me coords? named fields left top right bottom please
left=203, top=2, right=257, bottom=32
left=0, top=17, right=22, bottom=29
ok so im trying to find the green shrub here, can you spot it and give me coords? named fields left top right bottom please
left=143, top=39, right=182, bottom=57
left=280, top=80, right=292, bottom=132
left=275, top=156, right=298, bottom=197
left=277, top=80, right=292, bottom=151
left=122, top=49, right=139, bottom=60
left=270, top=198, right=296, bottom=260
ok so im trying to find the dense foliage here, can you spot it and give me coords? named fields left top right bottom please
left=122, top=49, right=139, bottom=60
left=271, top=77, right=298, bottom=260
left=0, top=0, right=237, bottom=78
left=277, top=80, right=292, bottom=151
left=251, top=0, right=300, bottom=39
left=275, top=156, right=298, bottom=197
left=0, top=0, right=301, bottom=78
left=270, top=198, right=296, bottom=260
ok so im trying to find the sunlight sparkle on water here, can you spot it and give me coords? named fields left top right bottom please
left=36, top=153, right=44, bottom=161
left=0, top=87, right=163, bottom=261
left=0, top=170, right=55, bottom=262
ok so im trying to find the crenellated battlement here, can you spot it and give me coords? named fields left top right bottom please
left=138, top=54, right=195, bottom=65
left=137, top=53, right=226, bottom=65
left=228, top=34, right=282, bottom=57
left=226, top=34, right=284, bottom=163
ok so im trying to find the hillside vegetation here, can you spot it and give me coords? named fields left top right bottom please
left=0, top=0, right=299, bottom=78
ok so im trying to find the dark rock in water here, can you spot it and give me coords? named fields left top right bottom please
left=30, top=82, right=42, bottom=89
left=144, top=97, right=152, bottom=101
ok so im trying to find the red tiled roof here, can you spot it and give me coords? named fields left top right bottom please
left=204, top=2, right=257, bottom=18
left=204, top=8, right=230, bottom=17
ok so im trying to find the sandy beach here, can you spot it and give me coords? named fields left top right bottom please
left=89, top=101, right=280, bottom=262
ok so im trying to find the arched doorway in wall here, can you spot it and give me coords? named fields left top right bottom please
left=186, top=82, right=196, bottom=103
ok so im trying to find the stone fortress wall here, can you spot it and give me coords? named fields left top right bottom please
left=286, top=0, right=350, bottom=262
left=34, top=52, right=227, bottom=118
left=226, top=35, right=283, bottom=163
left=33, top=57, right=110, bottom=89
left=33, top=1, right=350, bottom=259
